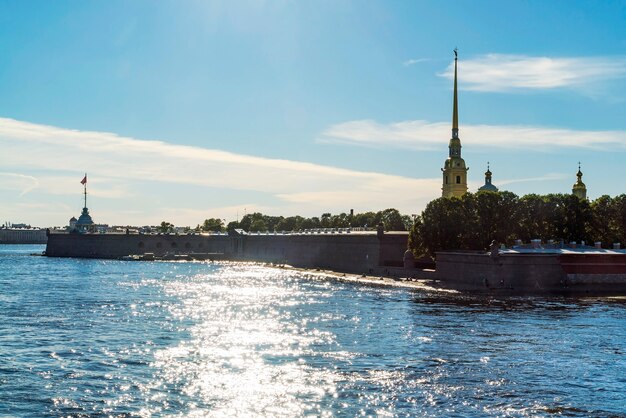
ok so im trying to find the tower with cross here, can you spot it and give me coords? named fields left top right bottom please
left=572, top=162, right=587, bottom=200
left=441, top=48, right=469, bottom=198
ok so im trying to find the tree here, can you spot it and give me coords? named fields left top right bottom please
left=590, top=195, right=617, bottom=245
left=276, top=216, right=303, bottom=232
left=320, top=213, right=332, bottom=228
left=474, top=190, right=519, bottom=248
left=407, top=191, right=619, bottom=257
left=201, top=218, right=225, bottom=232
left=401, top=215, right=413, bottom=231
left=331, top=213, right=350, bottom=228
left=264, top=215, right=283, bottom=232
left=613, top=195, right=626, bottom=245
left=516, top=194, right=548, bottom=242
left=239, top=213, right=264, bottom=232
left=410, top=192, right=521, bottom=255
left=157, top=221, right=174, bottom=233
left=226, top=221, right=239, bottom=233
left=416, top=197, right=468, bottom=255
left=300, top=217, right=320, bottom=230
left=249, top=219, right=267, bottom=232
left=378, top=208, right=406, bottom=231
left=408, top=215, right=427, bottom=258
left=543, top=194, right=569, bottom=241
left=351, top=211, right=377, bottom=228
left=562, top=194, right=592, bottom=243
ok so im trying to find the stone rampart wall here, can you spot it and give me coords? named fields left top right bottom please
left=45, top=231, right=409, bottom=274
left=436, top=251, right=626, bottom=294
left=238, top=234, right=382, bottom=273
left=45, top=233, right=231, bottom=258
left=435, top=252, right=567, bottom=293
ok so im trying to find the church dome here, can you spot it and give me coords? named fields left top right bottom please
left=572, top=169, right=586, bottom=189
left=478, top=182, right=498, bottom=192
left=478, top=164, right=498, bottom=192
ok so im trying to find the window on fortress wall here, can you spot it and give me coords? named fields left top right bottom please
left=456, top=175, right=461, bottom=184
left=445, top=176, right=449, bottom=184
left=138, top=242, right=144, bottom=248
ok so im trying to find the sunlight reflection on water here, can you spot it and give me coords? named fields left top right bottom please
left=1, top=248, right=626, bottom=417
left=151, top=265, right=342, bottom=417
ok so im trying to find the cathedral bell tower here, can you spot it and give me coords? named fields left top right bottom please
left=441, top=49, right=468, bottom=198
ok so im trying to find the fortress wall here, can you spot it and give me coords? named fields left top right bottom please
left=45, top=233, right=232, bottom=258
left=435, top=252, right=567, bottom=293
left=238, top=233, right=383, bottom=273
left=45, top=231, right=409, bottom=274
left=559, top=254, right=626, bottom=274
left=45, top=233, right=626, bottom=294
left=378, top=233, right=411, bottom=267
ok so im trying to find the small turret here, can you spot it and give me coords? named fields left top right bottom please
left=478, top=162, right=498, bottom=192
left=572, top=163, right=587, bottom=200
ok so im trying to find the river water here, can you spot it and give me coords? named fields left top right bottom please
left=1, top=244, right=625, bottom=417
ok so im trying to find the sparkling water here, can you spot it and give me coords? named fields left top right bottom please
left=1, top=244, right=625, bottom=417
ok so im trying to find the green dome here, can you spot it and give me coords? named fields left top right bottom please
left=478, top=166, right=498, bottom=192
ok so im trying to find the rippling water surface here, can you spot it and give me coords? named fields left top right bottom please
left=1, top=245, right=626, bottom=417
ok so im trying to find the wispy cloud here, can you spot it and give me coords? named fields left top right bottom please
left=0, top=172, right=39, bottom=196
left=498, top=173, right=569, bottom=186
left=0, top=117, right=440, bottom=224
left=403, top=58, right=429, bottom=66
left=439, top=54, right=626, bottom=92
left=321, top=119, right=626, bottom=151
left=35, top=176, right=132, bottom=199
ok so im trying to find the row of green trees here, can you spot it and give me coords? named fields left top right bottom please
left=194, top=209, right=412, bottom=233
left=409, top=192, right=626, bottom=257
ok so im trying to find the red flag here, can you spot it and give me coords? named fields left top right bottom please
left=80, top=175, right=87, bottom=185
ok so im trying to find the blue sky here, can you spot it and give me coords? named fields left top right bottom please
left=1, top=0, right=625, bottom=227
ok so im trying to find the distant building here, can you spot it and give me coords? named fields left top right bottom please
left=441, top=49, right=468, bottom=198
left=572, top=163, right=587, bottom=200
left=10, top=223, right=30, bottom=229
left=69, top=217, right=77, bottom=230
left=0, top=228, right=47, bottom=244
left=478, top=163, right=498, bottom=192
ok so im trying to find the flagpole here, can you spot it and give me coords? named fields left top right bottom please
left=83, top=173, right=87, bottom=208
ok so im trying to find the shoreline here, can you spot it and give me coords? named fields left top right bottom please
left=25, top=251, right=626, bottom=299
left=270, top=263, right=458, bottom=293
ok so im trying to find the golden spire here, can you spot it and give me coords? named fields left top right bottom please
left=442, top=47, right=468, bottom=198
left=452, top=48, right=459, bottom=139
